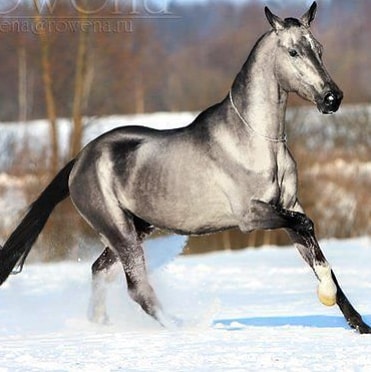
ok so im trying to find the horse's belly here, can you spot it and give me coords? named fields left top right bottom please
left=112, top=138, right=246, bottom=233
left=123, top=186, right=237, bottom=234
left=165, top=199, right=237, bottom=234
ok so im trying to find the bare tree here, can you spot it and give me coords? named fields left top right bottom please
left=18, top=44, right=27, bottom=123
left=34, top=4, right=59, bottom=173
left=70, top=1, right=91, bottom=158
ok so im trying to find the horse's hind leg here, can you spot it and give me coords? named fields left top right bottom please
left=88, top=223, right=163, bottom=325
left=70, top=181, right=163, bottom=325
left=98, top=216, right=163, bottom=324
left=93, top=217, right=161, bottom=320
left=89, top=247, right=119, bottom=324
left=122, top=241, right=163, bottom=320
left=123, top=217, right=166, bottom=322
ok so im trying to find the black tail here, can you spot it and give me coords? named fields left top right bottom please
left=0, top=159, right=76, bottom=285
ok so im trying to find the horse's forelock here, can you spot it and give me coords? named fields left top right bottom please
left=283, top=17, right=303, bottom=28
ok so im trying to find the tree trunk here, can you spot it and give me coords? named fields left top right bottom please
left=135, top=72, right=145, bottom=114
left=18, top=45, right=27, bottom=123
left=222, top=231, right=232, bottom=250
left=34, top=11, right=59, bottom=174
left=70, top=5, right=90, bottom=158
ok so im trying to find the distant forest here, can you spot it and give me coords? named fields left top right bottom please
left=0, top=0, right=370, bottom=122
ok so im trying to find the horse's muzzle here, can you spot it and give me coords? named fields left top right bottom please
left=317, top=89, right=343, bottom=114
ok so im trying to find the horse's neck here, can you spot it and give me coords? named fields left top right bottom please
left=231, top=32, right=287, bottom=140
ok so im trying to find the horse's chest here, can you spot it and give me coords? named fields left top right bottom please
left=225, top=145, right=291, bottom=204
left=248, top=167, right=280, bottom=202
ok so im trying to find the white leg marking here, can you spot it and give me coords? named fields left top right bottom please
left=314, top=264, right=337, bottom=307
left=88, top=262, right=120, bottom=324
left=88, top=275, right=110, bottom=324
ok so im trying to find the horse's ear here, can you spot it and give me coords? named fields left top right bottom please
left=264, top=6, right=285, bottom=31
left=301, top=1, right=317, bottom=27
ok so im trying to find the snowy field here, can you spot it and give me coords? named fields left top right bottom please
left=0, top=236, right=371, bottom=371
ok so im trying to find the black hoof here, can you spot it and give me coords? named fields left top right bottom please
left=355, top=322, right=371, bottom=334
left=346, top=313, right=371, bottom=334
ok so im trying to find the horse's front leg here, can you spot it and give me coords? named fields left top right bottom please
left=286, top=227, right=371, bottom=334
left=241, top=199, right=371, bottom=333
left=270, top=203, right=337, bottom=307
left=241, top=201, right=334, bottom=304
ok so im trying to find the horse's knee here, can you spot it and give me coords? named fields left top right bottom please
left=294, top=213, right=314, bottom=233
left=92, top=248, right=117, bottom=276
left=272, top=203, right=315, bottom=233
left=238, top=200, right=291, bottom=232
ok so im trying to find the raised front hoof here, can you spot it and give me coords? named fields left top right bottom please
left=346, top=312, right=371, bottom=334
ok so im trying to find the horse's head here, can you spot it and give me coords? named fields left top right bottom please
left=265, top=1, right=343, bottom=114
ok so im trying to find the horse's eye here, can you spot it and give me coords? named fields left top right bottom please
left=289, top=49, right=298, bottom=57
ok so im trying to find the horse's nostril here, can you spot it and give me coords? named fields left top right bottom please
left=324, top=92, right=335, bottom=105
left=318, top=90, right=342, bottom=114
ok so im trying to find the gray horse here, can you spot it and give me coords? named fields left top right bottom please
left=0, top=2, right=369, bottom=333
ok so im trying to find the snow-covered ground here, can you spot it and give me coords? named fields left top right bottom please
left=1, top=236, right=371, bottom=371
